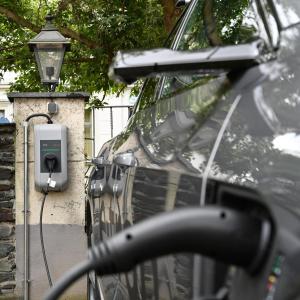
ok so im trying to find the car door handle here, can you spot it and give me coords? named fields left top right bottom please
left=89, top=156, right=109, bottom=197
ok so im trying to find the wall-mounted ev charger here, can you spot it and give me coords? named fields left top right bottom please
left=34, top=124, right=68, bottom=192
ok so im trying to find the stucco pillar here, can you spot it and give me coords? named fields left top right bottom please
left=8, top=92, right=89, bottom=300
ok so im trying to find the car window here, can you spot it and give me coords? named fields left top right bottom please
left=134, top=0, right=268, bottom=112
left=133, top=78, right=159, bottom=113
left=133, top=4, right=193, bottom=114
left=179, top=0, right=260, bottom=49
left=159, top=0, right=263, bottom=99
left=133, top=4, right=192, bottom=113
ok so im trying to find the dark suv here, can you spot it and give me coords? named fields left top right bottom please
left=86, top=0, right=300, bottom=299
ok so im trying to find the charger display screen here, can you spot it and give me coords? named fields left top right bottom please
left=40, top=140, right=62, bottom=173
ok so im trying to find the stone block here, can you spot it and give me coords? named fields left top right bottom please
left=0, top=272, right=14, bottom=283
left=0, top=224, right=14, bottom=239
left=0, top=257, right=15, bottom=272
left=0, top=181, right=12, bottom=192
left=0, top=294, right=17, bottom=300
left=0, top=125, right=15, bottom=134
left=0, top=191, right=14, bottom=202
left=0, top=281, right=16, bottom=290
left=0, top=145, right=14, bottom=153
left=0, top=168, right=13, bottom=180
left=0, top=202, right=13, bottom=209
left=0, top=136, right=14, bottom=146
left=0, top=153, right=14, bottom=165
left=0, top=243, right=14, bottom=259
left=0, top=209, right=14, bottom=222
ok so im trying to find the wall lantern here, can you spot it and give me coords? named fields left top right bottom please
left=28, top=15, right=70, bottom=91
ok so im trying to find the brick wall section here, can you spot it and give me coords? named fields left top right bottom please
left=0, top=124, right=16, bottom=297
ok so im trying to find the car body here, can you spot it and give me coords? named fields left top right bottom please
left=86, top=0, right=300, bottom=299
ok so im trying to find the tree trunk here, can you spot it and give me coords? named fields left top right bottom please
left=203, top=0, right=222, bottom=46
left=161, top=0, right=181, bottom=33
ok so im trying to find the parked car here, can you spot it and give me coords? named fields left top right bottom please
left=85, top=0, right=300, bottom=299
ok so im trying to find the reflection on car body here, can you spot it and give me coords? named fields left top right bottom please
left=86, top=0, right=300, bottom=299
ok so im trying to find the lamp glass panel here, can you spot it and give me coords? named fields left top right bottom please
left=34, top=45, right=65, bottom=82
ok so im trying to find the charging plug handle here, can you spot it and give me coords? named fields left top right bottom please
left=45, top=206, right=273, bottom=300
left=90, top=206, right=272, bottom=276
left=44, top=154, right=58, bottom=174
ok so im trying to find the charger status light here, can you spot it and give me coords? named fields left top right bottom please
left=268, top=275, right=277, bottom=284
left=265, top=254, right=284, bottom=300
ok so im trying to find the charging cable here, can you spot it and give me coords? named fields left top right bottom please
left=40, top=154, right=58, bottom=287
left=44, top=206, right=272, bottom=300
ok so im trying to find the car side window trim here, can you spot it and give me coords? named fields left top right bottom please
left=155, top=0, right=199, bottom=100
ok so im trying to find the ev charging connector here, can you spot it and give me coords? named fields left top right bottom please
left=34, top=124, right=68, bottom=191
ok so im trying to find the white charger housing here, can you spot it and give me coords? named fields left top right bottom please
left=34, top=124, right=68, bottom=192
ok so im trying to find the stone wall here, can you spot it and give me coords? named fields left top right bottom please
left=0, top=124, right=16, bottom=298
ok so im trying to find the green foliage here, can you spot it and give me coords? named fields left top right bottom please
left=0, top=0, right=167, bottom=108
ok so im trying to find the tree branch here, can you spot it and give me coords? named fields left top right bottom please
left=0, top=6, right=40, bottom=33
left=160, top=0, right=180, bottom=33
left=203, top=0, right=222, bottom=46
left=59, top=27, right=100, bottom=49
left=0, top=6, right=102, bottom=49
left=56, top=0, right=72, bottom=15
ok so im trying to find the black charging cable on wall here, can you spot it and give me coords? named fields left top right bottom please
left=40, top=154, right=58, bottom=288
left=25, top=113, right=53, bottom=124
